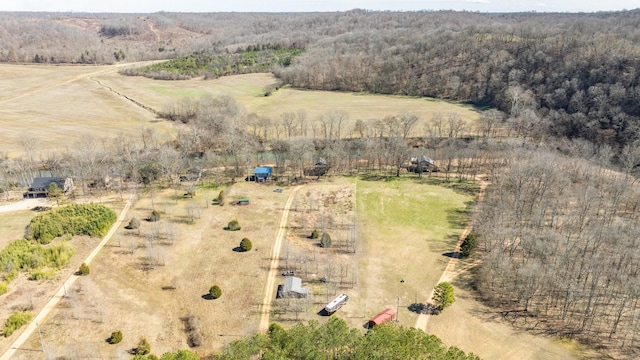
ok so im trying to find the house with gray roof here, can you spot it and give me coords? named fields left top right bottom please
left=24, top=177, right=73, bottom=198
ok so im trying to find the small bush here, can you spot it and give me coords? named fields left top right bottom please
left=149, top=210, right=161, bottom=222
left=239, top=238, right=252, bottom=252
left=2, top=311, right=32, bottom=337
left=310, top=229, right=319, bottom=239
left=136, top=337, right=151, bottom=355
left=209, top=285, right=222, bottom=299
left=320, top=232, right=332, bottom=248
left=128, top=217, right=141, bottom=229
left=227, top=220, right=241, bottom=231
left=0, top=282, right=8, bottom=296
left=78, top=263, right=90, bottom=276
left=109, top=330, right=123, bottom=344
left=29, top=268, right=56, bottom=281
left=215, top=189, right=225, bottom=205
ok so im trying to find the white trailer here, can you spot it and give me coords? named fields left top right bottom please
left=324, top=293, right=349, bottom=314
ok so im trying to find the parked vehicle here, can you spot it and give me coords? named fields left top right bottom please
left=324, top=293, right=349, bottom=314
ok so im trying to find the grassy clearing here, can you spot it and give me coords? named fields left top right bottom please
left=342, top=177, right=473, bottom=328
left=0, top=210, right=34, bottom=250
left=103, top=70, right=479, bottom=136
left=0, top=64, right=174, bottom=156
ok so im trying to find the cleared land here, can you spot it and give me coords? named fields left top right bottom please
left=10, top=181, right=289, bottom=358
left=0, top=64, right=172, bottom=157
left=0, top=63, right=479, bottom=156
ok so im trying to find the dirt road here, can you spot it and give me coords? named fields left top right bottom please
left=0, top=198, right=49, bottom=214
left=258, top=185, right=303, bottom=332
left=414, top=178, right=488, bottom=331
left=0, top=196, right=133, bottom=360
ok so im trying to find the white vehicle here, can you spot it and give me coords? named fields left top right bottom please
left=324, top=293, right=349, bottom=314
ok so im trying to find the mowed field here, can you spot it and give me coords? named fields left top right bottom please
left=0, top=63, right=479, bottom=156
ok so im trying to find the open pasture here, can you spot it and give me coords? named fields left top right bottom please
left=0, top=63, right=479, bottom=156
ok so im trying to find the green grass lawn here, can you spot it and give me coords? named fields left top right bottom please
left=345, top=176, right=476, bottom=327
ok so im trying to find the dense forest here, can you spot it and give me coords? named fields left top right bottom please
left=1, top=10, right=640, bottom=151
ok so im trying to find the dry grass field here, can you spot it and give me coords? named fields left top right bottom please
left=0, top=64, right=173, bottom=157
left=0, top=63, right=479, bottom=156
left=9, top=181, right=289, bottom=358
left=0, top=211, right=33, bottom=250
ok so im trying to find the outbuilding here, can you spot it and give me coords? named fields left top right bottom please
left=368, top=308, right=395, bottom=327
left=281, top=276, right=308, bottom=298
left=253, top=167, right=273, bottom=182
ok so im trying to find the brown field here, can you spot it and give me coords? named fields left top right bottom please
left=0, top=63, right=479, bottom=156
left=7, top=181, right=289, bottom=358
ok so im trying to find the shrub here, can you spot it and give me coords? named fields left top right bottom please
left=109, top=330, right=123, bottom=344
left=2, top=311, right=32, bottom=337
left=78, top=263, right=90, bottom=276
left=213, top=189, right=224, bottom=205
left=209, top=285, right=222, bottom=299
left=128, top=217, right=141, bottom=230
left=0, top=282, right=7, bottom=296
left=29, top=268, right=56, bottom=281
left=137, top=337, right=151, bottom=355
left=240, top=238, right=252, bottom=252
left=185, top=315, right=203, bottom=348
left=0, top=239, right=75, bottom=286
left=460, top=233, right=477, bottom=258
left=149, top=210, right=161, bottom=222
left=320, top=232, right=332, bottom=248
left=227, top=220, right=241, bottom=231
left=310, top=229, right=319, bottom=239
left=28, top=203, right=117, bottom=244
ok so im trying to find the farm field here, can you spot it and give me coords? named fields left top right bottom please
left=0, top=63, right=480, bottom=156
left=0, top=174, right=597, bottom=359
left=0, top=64, right=173, bottom=157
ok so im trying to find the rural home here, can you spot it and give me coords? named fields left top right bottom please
left=24, top=177, right=73, bottom=198
left=407, top=155, right=437, bottom=173
left=253, top=166, right=273, bottom=182
left=279, top=276, right=308, bottom=298
left=367, top=308, right=395, bottom=328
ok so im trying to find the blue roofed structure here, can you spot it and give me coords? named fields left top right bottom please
left=254, top=167, right=273, bottom=182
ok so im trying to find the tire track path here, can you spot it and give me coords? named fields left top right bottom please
left=414, top=177, right=488, bottom=331
left=258, top=185, right=303, bottom=332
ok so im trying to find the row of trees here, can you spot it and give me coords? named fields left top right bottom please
left=214, top=318, right=480, bottom=359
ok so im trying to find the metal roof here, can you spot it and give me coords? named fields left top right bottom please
left=283, top=276, right=308, bottom=295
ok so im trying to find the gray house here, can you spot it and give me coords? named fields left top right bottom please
left=24, top=177, right=73, bottom=198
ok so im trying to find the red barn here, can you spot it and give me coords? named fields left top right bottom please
left=368, top=308, right=395, bottom=328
